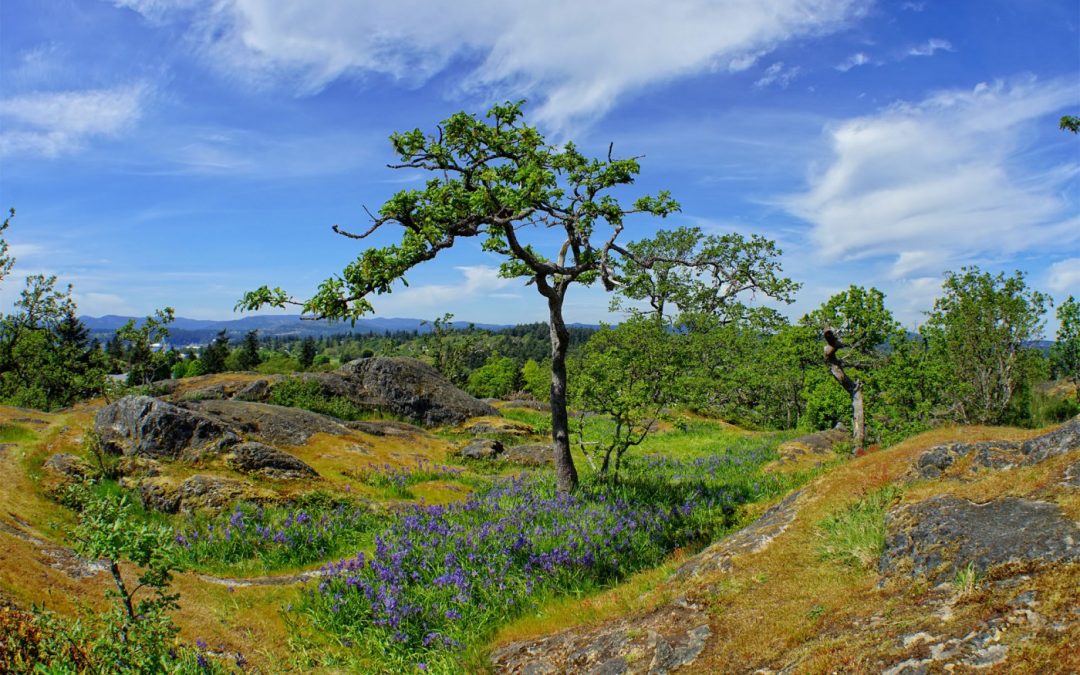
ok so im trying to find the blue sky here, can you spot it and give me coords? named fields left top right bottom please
left=1, top=0, right=1078, bottom=332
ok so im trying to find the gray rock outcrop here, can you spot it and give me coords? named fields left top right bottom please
left=224, top=441, right=318, bottom=479
left=913, top=415, right=1080, bottom=480
left=461, top=438, right=504, bottom=460
left=95, top=396, right=238, bottom=460
left=491, top=601, right=712, bottom=675
left=179, top=399, right=349, bottom=446
left=137, top=474, right=276, bottom=513
left=880, top=495, right=1080, bottom=583
left=302, top=357, right=498, bottom=427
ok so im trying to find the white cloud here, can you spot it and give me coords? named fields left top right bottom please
left=388, top=265, right=519, bottom=308
left=835, top=52, right=872, bottom=71
left=1047, top=258, right=1080, bottom=294
left=785, top=78, right=1080, bottom=275
left=754, top=62, right=802, bottom=89
left=0, top=84, right=148, bottom=157
left=120, top=0, right=866, bottom=130
left=906, top=38, right=953, bottom=58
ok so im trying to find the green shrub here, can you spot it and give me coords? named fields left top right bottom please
left=268, top=378, right=366, bottom=421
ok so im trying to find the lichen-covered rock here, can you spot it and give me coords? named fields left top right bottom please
left=501, top=443, right=554, bottom=467
left=43, top=453, right=92, bottom=480
left=136, top=474, right=275, bottom=513
left=491, top=601, right=712, bottom=675
left=95, top=396, right=238, bottom=460
left=461, top=438, right=504, bottom=460
left=137, top=476, right=181, bottom=513
left=224, top=442, right=318, bottom=479
left=1021, top=415, right=1080, bottom=464
left=777, top=428, right=849, bottom=461
left=328, top=357, right=499, bottom=426
left=114, top=455, right=161, bottom=478
left=232, top=379, right=271, bottom=402
left=880, top=495, right=1080, bottom=583
left=176, top=475, right=274, bottom=512
left=1064, top=460, right=1080, bottom=488
left=179, top=399, right=349, bottom=446
left=913, top=441, right=1022, bottom=479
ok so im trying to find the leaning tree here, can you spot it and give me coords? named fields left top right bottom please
left=803, top=286, right=899, bottom=453
left=238, top=102, right=684, bottom=493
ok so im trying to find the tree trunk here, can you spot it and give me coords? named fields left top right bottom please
left=851, top=380, right=865, bottom=453
left=548, top=292, right=579, bottom=493
left=824, top=328, right=864, bottom=454
left=110, top=559, right=136, bottom=622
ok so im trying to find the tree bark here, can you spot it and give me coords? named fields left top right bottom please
left=109, top=559, right=136, bottom=622
left=548, top=292, right=579, bottom=493
left=824, top=328, right=864, bottom=453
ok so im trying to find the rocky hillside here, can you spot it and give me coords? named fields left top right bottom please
left=0, top=365, right=1076, bottom=672
left=491, top=419, right=1080, bottom=673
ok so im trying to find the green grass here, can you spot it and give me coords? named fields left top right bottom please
left=817, top=484, right=902, bottom=571
left=0, top=422, right=37, bottom=444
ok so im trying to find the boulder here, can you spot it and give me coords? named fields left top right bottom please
left=95, top=396, right=238, bottom=460
left=224, top=442, right=318, bottom=479
left=325, top=357, right=499, bottom=427
left=179, top=399, right=349, bottom=446
left=777, top=427, right=849, bottom=461
left=43, top=453, right=92, bottom=480
left=502, top=443, right=555, bottom=467
left=233, top=379, right=271, bottom=402
left=880, top=495, right=1080, bottom=584
left=461, top=438, right=504, bottom=460
left=136, top=474, right=275, bottom=514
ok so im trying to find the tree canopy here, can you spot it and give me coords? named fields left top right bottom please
left=239, top=101, right=682, bottom=492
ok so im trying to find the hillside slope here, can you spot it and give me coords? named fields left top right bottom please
left=491, top=421, right=1080, bottom=673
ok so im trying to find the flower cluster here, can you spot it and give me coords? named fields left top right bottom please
left=175, top=503, right=376, bottom=572
left=306, top=474, right=681, bottom=665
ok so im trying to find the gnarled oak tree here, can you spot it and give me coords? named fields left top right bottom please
left=239, top=102, right=678, bottom=492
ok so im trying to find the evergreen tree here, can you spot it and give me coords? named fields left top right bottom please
left=200, top=330, right=230, bottom=374
left=236, top=329, right=262, bottom=370
left=298, top=336, right=317, bottom=370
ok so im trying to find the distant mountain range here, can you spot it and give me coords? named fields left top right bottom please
left=80, top=314, right=594, bottom=346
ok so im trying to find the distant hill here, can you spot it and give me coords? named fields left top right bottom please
left=80, top=314, right=598, bottom=346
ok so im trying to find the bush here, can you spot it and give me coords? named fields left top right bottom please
left=268, top=378, right=366, bottom=421
left=466, top=355, right=520, bottom=399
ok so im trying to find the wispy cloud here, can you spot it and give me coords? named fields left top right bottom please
left=835, top=52, right=873, bottom=72
left=387, top=265, right=520, bottom=308
left=906, top=38, right=954, bottom=58
left=0, top=83, right=149, bottom=157
left=784, top=77, right=1079, bottom=277
left=1047, top=258, right=1080, bottom=295
left=116, top=0, right=868, bottom=131
left=754, top=62, right=802, bottom=89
